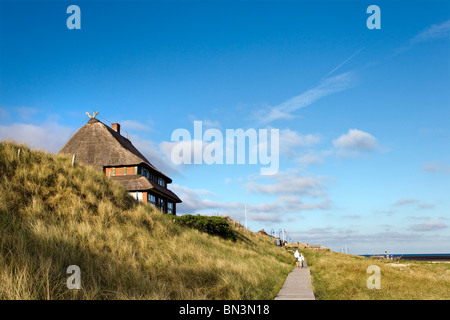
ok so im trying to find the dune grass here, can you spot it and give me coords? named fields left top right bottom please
left=303, top=249, right=450, bottom=300
left=0, top=141, right=293, bottom=300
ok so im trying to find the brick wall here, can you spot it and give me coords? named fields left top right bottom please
left=104, top=166, right=138, bottom=176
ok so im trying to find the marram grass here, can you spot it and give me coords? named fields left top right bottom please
left=304, top=249, right=450, bottom=300
left=0, top=141, right=293, bottom=300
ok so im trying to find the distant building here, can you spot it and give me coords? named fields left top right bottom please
left=308, top=245, right=328, bottom=250
left=58, top=116, right=181, bottom=214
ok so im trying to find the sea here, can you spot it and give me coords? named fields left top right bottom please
left=359, top=253, right=450, bottom=261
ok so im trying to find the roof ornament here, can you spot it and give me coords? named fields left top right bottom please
left=86, top=111, right=99, bottom=119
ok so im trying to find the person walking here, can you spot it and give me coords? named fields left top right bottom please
left=299, top=253, right=305, bottom=268
left=294, top=249, right=300, bottom=268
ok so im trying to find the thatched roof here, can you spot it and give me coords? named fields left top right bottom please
left=58, top=118, right=171, bottom=182
left=111, top=175, right=181, bottom=203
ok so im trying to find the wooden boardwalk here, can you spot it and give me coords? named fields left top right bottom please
left=275, top=262, right=315, bottom=300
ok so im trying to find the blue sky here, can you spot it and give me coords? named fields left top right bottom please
left=1, top=0, right=449, bottom=254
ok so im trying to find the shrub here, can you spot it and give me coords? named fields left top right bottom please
left=174, top=214, right=237, bottom=241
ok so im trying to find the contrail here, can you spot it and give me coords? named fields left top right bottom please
left=247, top=48, right=364, bottom=129
left=325, top=47, right=364, bottom=77
left=248, top=71, right=357, bottom=129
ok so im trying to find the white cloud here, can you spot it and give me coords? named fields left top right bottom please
left=333, top=129, right=378, bottom=157
left=422, top=161, right=450, bottom=175
left=172, top=168, right=332, bottom=223
left=288, top=129, right=382, bottom=167
left=0, top=106, right=40, bottom=122
left=279, top=129, right=321, bottom=155
left=295, top=150, right=333, bottom=167
left=393, top=198, right=419, bottom=206
left=289, top=227, right=439, bottom=253
left=276, top=195, right=303, bottom=203
left=391, top=198, right=436, bottom=211
left=202, top=119, right=222, bottom=129
left=173, top=182, right=331, bottom=218
left=170, top=184, right=219, bottom=213
left=411, top=20, right=450, bottom=44
left=0, top=107, right=9, bottom=120
left=286, top=129, right=383, bottom=166
left=130, top=136, right=181, bottom=176
left=250, top=197, right=331, bottom=214
left=244, top=169, right=328, bottom=198
left=248, top=213, right=282, bottom=223
left=296, top=153, right=323, bottom=166
left=0, top=121, right=74, bottom=153
left=119, top=120, right=152, bottom=132
left=394, top=20, right=450, bottom=55
left=408, top=222, right=448, bottom=232
left=187, top=116, right=222, bottom=129
left=16, top=107, right=39, bottom=122
left=418, top=203, right=435, bottom=210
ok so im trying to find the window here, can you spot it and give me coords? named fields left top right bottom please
left=168, top=202, right=173, bottom=214
left=123, top=167, right=127, bottom=175
left=129, top=192, right=137, bottom=200
left=130, top=192, right=143, bottom=202
left=158, top=198, right=165, bottom=212
left=135, top=166, right=138, bottom=175
left=158, top=177, right=165, bottom=187
left=148, top=194, right=156, bottom=206
left=113, top=167, right=116, bottom=176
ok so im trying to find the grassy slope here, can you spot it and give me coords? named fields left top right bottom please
left=304, top=249, right=450, bottom=300
left=0, top=141, right=293, bottom=300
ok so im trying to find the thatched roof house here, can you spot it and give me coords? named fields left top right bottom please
left=58, top=117, right=181, bottom=214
